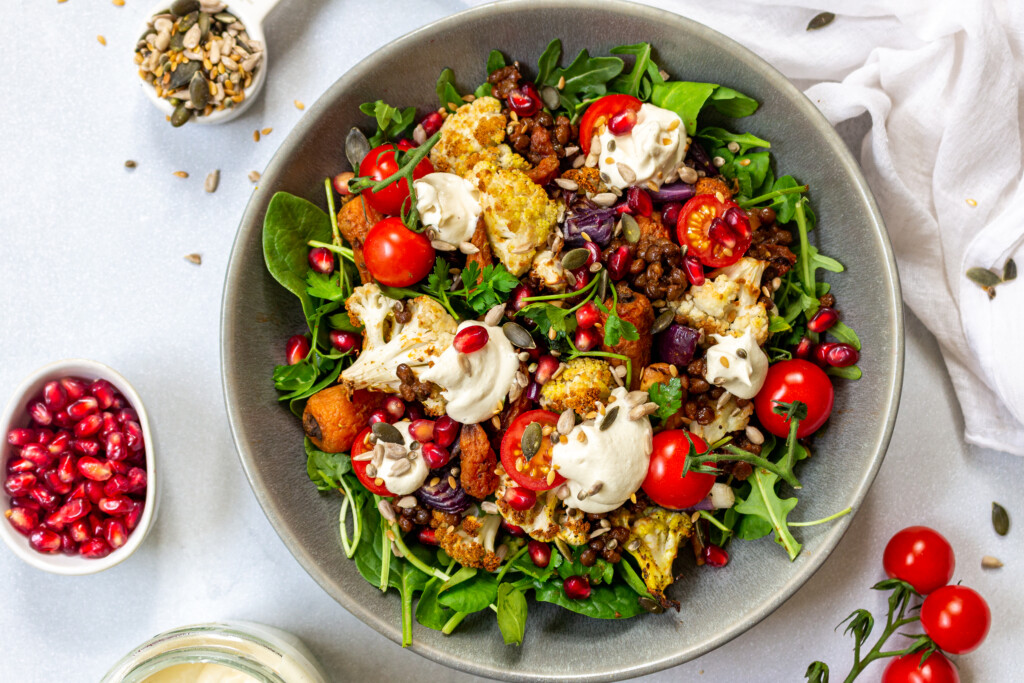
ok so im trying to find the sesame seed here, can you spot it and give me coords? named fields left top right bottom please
left=253, top=130, right=260, bottom=142
left=173, top=171, right=189, bottom=178
left=294, top=100, right=305, bottom=110
left=966, top=198, right=977, bottom=207
left=97, top=35, right=107, bottom=46
left=261, top=127, right=273, bottom=136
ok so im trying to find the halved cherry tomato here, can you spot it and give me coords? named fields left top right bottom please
left=754, top=359, right=834, bottom=438
left=358, top=142, right=433, bottom=216
left=676, top=194, right=752, bottom=268
left=363, top=217, right=435, bottom=286
left=578, top=94, right=642, bottom=155
left=500, top=410, right=565, bottom=491
left=642, top=431, right=715, bottom=510
left=350, top=427, right=393, bottom=496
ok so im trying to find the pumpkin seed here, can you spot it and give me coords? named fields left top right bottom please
left=178, top=11, right=200, bottom=33
left=167, top=60, right=200, bottom=90
left=600, top=406, right=619, bottom=431
left=189, top=71, right=209, bottom=108
left=596, top=268, right=609, bottom=300
left=966, top=267, right=1000, bottom=288
left=621, top=214, right=641, bottom=244
left=992, top=502, right=1010, bottom=536
left=638, top=596, right=665, bottom=614
left=1003, top=258, right=1017, bottom=282
left=561, top=247, right=590, bottom=271
left=198, top=12, right=211, bottom=39
left=502, top=321, right=535, bottom=349
left=806, top=11, right=835, bottom=30
left=521, top=422, right=542, bottom=461
left=170, top=103, right=192, bottom=127
left=345, top=127, right=371, bottom=171
left=372, top=421, right=404, bottom=445
left=651, top=309, right=674, bottom=334
left=170, top=0, right=200, bottom=16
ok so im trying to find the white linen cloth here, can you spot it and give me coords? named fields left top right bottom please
left=629, top=0, right=1024, bottom=455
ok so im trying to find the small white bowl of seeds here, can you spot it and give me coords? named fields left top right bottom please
left=134, top=0, right=280, bottom=126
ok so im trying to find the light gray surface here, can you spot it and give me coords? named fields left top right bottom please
left=0, top=1, right=1015, bottom=681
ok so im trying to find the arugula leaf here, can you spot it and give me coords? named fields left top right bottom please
left=648, top=378, right=683, bottom=421
left=535, top=39, right=562, bottom=87
left=651, top=82, right=759, bottom=135
left=496, top=583, right=528, bottom=646
left=544, top=48, right=624, bottom=117
left=358, top=100, right=416, bottom=146
left=304, top=437, right=351, bottom=491
left=697, top=126, right=771, bottom=154
left=263, top=192, right=333, bottom=320
left=609, top=42, right=663, bottom=100
left=735, top=468, right=802, bottom=560
left=829, top=321, right=861, bottom=350
left=486, top=49, right=506, bottom=75
left=436, top=68, right=463, bottom=112
left=305, top=270, right=347, bottom=301
left=709, top=85, right=760, bottom=117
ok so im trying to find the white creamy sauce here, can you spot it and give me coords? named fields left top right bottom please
left=551, top=387, right=654, bottom=514
left=703, top=330, right=769, bottom=399
left=376, top=420, right=430, bottom=495
left=595, top=103, right=688, bottom=190
left=413, top=172, right=482, bottom=245
left=419, top=321, right=520, bottom=424
left=143, top=662, right=257, bottom=683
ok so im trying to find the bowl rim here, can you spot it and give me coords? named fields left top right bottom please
left=220, top=0, right=904, bottom=679
left=0, top=358, right=158, bottom=575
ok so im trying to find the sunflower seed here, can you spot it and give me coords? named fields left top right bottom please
left=627, top=539, right=641, bottom=552
left=484, top=302, right=507, bottom=327
left=600, top=406, right=619, bottom=431
left=616, top=163, right=636, bottom=185
left=203, top=169, right=220, bottom=193
left=383, top=443, right=407, bottom=460
left=981, top=555, right=1003, bottom=569
left=993, top=502, right=1010, bottom=536
left=375, top=499, right=396, bottom=522
left=624, top=390, right=648, bottom=407
left=481, top=501, right=500, bottom=515
left=555, top=483, right=571, bottom=500
left=521, top=422, right=543, bottom=461
left=806, top=11, right=836, bottom=30
left=502, top=321, right=535, bottom=349
left=572, top=155, right=587, bottom=168
left=345, top=127, right=371, bottom=171
left=459, top=241, right=479, bottom=255
left=372, top=422, right=404, bottom=445
left=592, top=192, right=617, bottom=207
left=561, top=247, right=590, bottom=271
left=745, top=425, right=765, bottom=445
left=430, top=239, right=460, bottom=253
left=716, top=391, right=731, bottom=410
left=391, top=459, right=412, bottom=476
left=588, top=526, right=610, bottom=538
left=351, top=451, right=374, bottom=462
left=629, top=403, right=659, bottom=420
left=557, top=409, right=575, bottom=435
left=554, top=178, right=579, bottom=191
left=412, top=123, right=427, bottom=146
left=124, top=160, right=137, bottom=169
left=518, top=351, right=530, bottom=362
left=184, top=253, right=202, bottom=265
left=515, top=371, right=529, bottom=388
left=365, top=464, right=377, bottom=478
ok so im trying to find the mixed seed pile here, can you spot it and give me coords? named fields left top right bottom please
left=134, top=0, right=264, bottom=127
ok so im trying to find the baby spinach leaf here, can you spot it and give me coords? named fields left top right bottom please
left=697, top=127, right=771, bottom=154
left=609, top=42, right=663, bottom=100
left=263, top=192, right=333, bottom=319
left=734, top=468, right=802, bottom=560
left=438, top=565, right=477, bottom=593
left=436, top=68, right=463, bottom=112
left=648, top=378, right=683, bottom=422
left=651, top=81, right=717, bottom=135
left=438, top=571, right=498, bottom=613
left=304, top=437, right=351, bottom=491
left=272, top=360, right=316, bottom=394
left=709, top=85, right=760, bottom=118
left=545, top=48, right=624, bottom=115
left=532, top=577, right=645, bottom=618
left=826, top=365, right=862, bottom=380
left=496, top=583, right=528, bottom=645
left=416, top=576, right=454, bottom=630
left=486, top=49, right=506, bottom=75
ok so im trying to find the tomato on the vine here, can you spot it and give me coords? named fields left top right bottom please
left=642, top=431, right=715, bottom=510
left=500, top=410, right=565, bottom=491
left=754, top=359, right=834, bottom=438
left=882, top=526, right=955, bottom=594
left=358, top=142, right=433, bottom=216
left=363, top=217, right=435, bottom=287
left=881, top=651, right=960, bottom=683
left=920, top=585, right=991, bottom=655
left=350, top=427, right=394, bottom=496
left=578, top=94, right=642, bottom=155
left=676, top=194, right=753, bottom=268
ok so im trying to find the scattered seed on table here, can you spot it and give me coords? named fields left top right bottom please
left=204, top=170, right=220, bottom=193
left=184, top=253, right=202, bottom=265
left=261, top=127, right=272, bottom=136
left=248, top=171, right=261, bottom=183
left=966, top=198, right=977, bottom=207
left=97, top=35, right=107, bottom=45
left=112, top=0, right=124, bottom=6
left=124, top=160, right=137, bottom=169
left=253, top=130, right=261, bottom=142
left=294, top=100, right=305, bottom=110
left=173, top=171, right=189, bottom=179
left=981, top=555, right=1003, bottom=569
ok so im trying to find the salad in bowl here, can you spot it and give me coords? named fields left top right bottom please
left=262, top=39, right=862, bottom=646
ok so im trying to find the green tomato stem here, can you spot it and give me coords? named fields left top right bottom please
left=703, top=444, right=802, bottom=489
left=794, top=199, right=815, bottom=298
left=788, top=507, right=852, bottom=527
left=698, top=510, right=731, bottom=533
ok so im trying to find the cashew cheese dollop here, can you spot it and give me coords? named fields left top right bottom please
left=376, top=421, right=430, bottom=495
left=413, top=172, right=482, bottom=245
left=703, top=330, right=769, bottom=399
left=595, top=103, right=688, bottom=191
left=419, top=321, right=520, bottom=424
left=551, top=387, right=654, bottom=514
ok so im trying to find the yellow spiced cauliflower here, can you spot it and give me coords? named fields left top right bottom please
left=670, top=257, right=769, bottom=345
left=494, top=478, right=590, bottom=546
left=539, top=358, right=613, bottom=414
left=610, top=506, right=694, bottom=608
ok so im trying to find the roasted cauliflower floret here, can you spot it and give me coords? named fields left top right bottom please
left=340, top=284, right=456, bottom=395
left=690, top=393, right=754, bottom=444
left=432, top=511, right=502, bottom=571
left=539, top=358, right=613, bottom=414
left=495, top=479, right=590, bottom=545
left=610, top=506, right=693, bottom=608
left=430, top=97, right=524, bottom=176
left=529, top=250, right=567, bottom=292
left=670, top=257, right=769, bottom=345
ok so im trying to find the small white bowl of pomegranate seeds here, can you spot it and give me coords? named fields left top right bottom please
left=0, top=359, right=156, bottom=574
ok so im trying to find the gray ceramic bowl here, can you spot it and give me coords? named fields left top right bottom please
left=221, top=1, right=903, bottom=680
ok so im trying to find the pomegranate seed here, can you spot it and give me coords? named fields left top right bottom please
left=21, top=444, right=53, bottom=469
left=100, top=412, right=118, bottom=438
left=408, top=419, right=436, bottom=444
left=68, top=482, right=88, bottom=501
left=110, top=394, right=127, bottom=411
left=55, top=498, right=91, bottom=525
left=53, top=410, right=74, bottom=429
left=104, top=474, right=131, bottom=497
left=384, top=396, right=406, bottom=420
left=60, top=532, right=78, bottom=555
left=85, top=481, right=106, bottom=504
left=510, top=284, right=535, bottom=312
left=34, top=428, right=54, bottom=445
left=109, top=460, right=130, bottom=476
left=8, top=428, right=36, bottom=447
left=77, top=457, right=112, bottom=482
left=105, top=432, right=127, bottom=461
left=29, top=528, right=61, bottom=553
left=607, top=245, right=632, bottom=281
left=571, top=267, right=591, bottom=292
left=421, top=111, right=444, bottom=137
left=608, top=108, right=638, bottom=136
left=99, top=496, right=133, bottom=516
left=27, top=401, right=53, bottom=426
left=574, top=326, right=601, bottom=352
left=507, top=83, right=542, bottom=117
left=11, top=496, right=40, bottom=511
left=30, top=486, right=59, bottom=509
left=807, top=307, right=839, bottom=333
left=57, top=454, right=77, bottom=484
left=332, top=171, right=354, bottom=196
left=5, top=507, right=38, bottom=535
left=74, top=413, right=103, bottom=438
left=575, top=302, right=600, bottom=330
left=421, top=442, right=451, bottom=469
left=105, top=519, right=128, bottom=549
left=627, top=187, right=653, bottom=217
left=406, top=403, right=425, bottom=422
left=69, top=518, right=91, bottom=543
left=367, top=409, right=390, bottom=426
left=4, top=472, right=37, bottom=497
left=88, top=514, right=104, bottom=537
left=116, top=407, right=138, bottom=425
left=60, top=377, right=88, bottom=401
left=123, top=501, right=144, bottom=531
left=504, top=487, right=536, bottom=511
left=329, top=330, right=360, bottom=353
left=453, top=325, right=490, bottom=354
left=502, top=521, right=527, bottom=537
left=825, top=343, right=860, bottom=368
left=661, top=202, right=683, bottom=226
left=418, top=527, right=438, bottom=546
left=79, top=538, right=112, bottom=558
left=615, top=202, right=634, bottom=216
left=794, top=336, right=815, bottom=360
left=43, top=470, right=71, bottom=496
left=126, top=468, right=147, bottom=494
left=124, top=421, right=144, bottom=452
left=285, top=335, right=310, bottom=365
left=723, top=206, right=751, bottom=236
left=43, top=381, right=68, bottom=411
left=708, top=217, right=738, bottom=249
left=534, top=355, right=560, bottom=385
left=308, top=247, right=335, bottom=275
left=702, top=543, right=730, bottom=567
left=814, top=342, right=836, bottom=367
left=8, top=459, right=35, bottom=473
left=89, top=380, right=117, bottom=410
left=524, top=381, right=541, bottom=402
left=683, top=255, right=705, bottom=286
left=563, top=575, right=591, bottom=600
left=71, top=439, right=100, bottom=457
left=67, top=397, right=99, bottom=421
left=433, top=415, right=459, bottom=448
left=528, top=540, right=551, bottom=568
left=48, top=432, right=71, bottom=455
left=582, top=241, right=602, bottom=266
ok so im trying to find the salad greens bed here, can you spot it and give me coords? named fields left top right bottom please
left=263, top=40, right=861, bottom=646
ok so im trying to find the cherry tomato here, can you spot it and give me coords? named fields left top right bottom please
left=358, top=143, right=433, bottom=216
left=920, top=585, right=991, bottom=655
left=754, top=359, right=834, bottom=438
left=676, top=194, right=753, bottom=268
left=500, top=410, right=565, bottom=491
left=883, top=526, right=955, bottom=594
left=642, top=431, right=715, bottom=510
left=363, top=217, right=435, bottom=287
left=350, top=427, right=394, bottom=496
left=882, top=652, right=960, bottom=683
left=578, top=94, right=642, bottom=155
